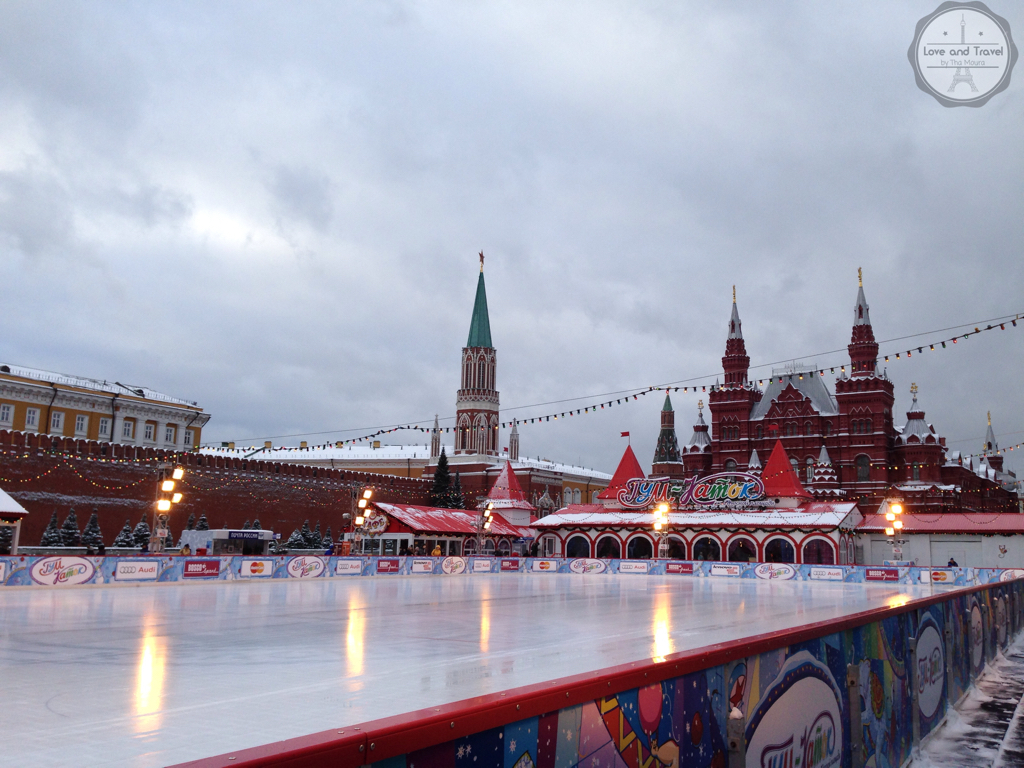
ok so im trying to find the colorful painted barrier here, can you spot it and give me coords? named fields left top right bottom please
left=174, top=577, right=1024, bottom=768
left=1, top=554, right=1023, bottom=588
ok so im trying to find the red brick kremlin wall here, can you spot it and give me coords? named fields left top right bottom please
left=0, top=430, right=431, bottom=547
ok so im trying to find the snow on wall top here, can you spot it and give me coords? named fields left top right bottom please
left=1, top=363, right=200, bottom=408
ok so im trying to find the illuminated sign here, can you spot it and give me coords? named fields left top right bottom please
left=617, top=473, right=766, bottom=509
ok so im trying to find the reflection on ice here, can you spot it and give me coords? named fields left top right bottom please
left=134, top=618, right=166, bottom=734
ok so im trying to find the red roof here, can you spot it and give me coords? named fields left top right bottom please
left=373, top=503, right=529, bottom=537
left=858, top=513, right=1024, bottom=535
left=761, top=440, right=813, bottom=500
left=597, top=445, right=645, bottom=500
left=485, top=461, right=536, bottom=511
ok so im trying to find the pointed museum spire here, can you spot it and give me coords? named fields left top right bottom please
left=984, top=411, right=997, bottom=453
left=653, top=393, right=681, bottom=466
left=467, top=253, right=493, bottom=348
left=722, top=287, right=749, bottom=386
left=848, top=268, right=878, bottom=375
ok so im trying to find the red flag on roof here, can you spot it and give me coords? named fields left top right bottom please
left=620, top=431, right=630, bottom=437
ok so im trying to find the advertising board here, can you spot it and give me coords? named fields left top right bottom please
left=500, top=559, right=520, bottom=572
left=411, top=559, right=434, bottom=574
left=239, top=559, right=275, bottom=578
left=183, top=560, right=221, bottom=579
left=753, top=563, right=796, bottom=580
left=665, top=561, right=694, bottom=575
left=376, top=558, right=401, bottom=574
left=568, top=558, right=607, bottom=574
left=619, top=561, right=649, bottom=574
left=865, top=567, right=899, bottom=582
left=441, top=556, right=467, bottom=575
left=29, top=556, right=96, bottom=586
left=335, top=558, right=363, bottom=575
left=115, top=560, right=160, bottom=582
left=286, top=556, right=325, bottom=579
left=471, top=559, right=492, bottom=573
left=809, top=567, right=844, bottom=581
left=916, top=619, right=944, bottom=720
left=710, top=563, right=740, bottom=577
left=530, top=559, right=558, bottom=573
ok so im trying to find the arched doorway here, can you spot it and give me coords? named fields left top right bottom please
left=803, top=538, right=836, bottom=564
left=663, top=536, right=686, bottom=559
left=497, top=539, right=511, bottom=555
left=728, top=537, right=757, bottom=562
left=626, top=536, right=653, bottom=559
left=764, top=537, right=795, bottom=563
left=596, top=536, right=621, bottom=559
left=565, top=535, right=590, bottom=558
left=462, top=538, right=478, bottom=556
left=692, top=537, right=721, bottom=561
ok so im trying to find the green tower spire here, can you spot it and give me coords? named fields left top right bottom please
left=466, top=254, right=493, bottom=348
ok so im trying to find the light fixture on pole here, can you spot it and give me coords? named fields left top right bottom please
left=152, top=464, right=184, bottom=553
left=476, top=502, right=494, bottom=555
left=883, top=495, right=907, bottom=562
left=652, top=502, right=670, bottom=558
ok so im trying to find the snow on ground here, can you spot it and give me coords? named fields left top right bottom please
left=913, top=634, right=1024, bottom=768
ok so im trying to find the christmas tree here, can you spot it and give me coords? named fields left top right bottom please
left=60, top=509, right=82, bottom=547
left=185, top=513, right=196, bottom=531
left=112, top=519, right=134, bottom=547
left=299, top=520, right=316, bottom=549
left=81, top=511, right=104, bottom=549
left=429, top=448, right=452, bottom=507
left=285, top=528, right=306, bottom=550
left=132, top=514, right=151, bottom=548
left=322, top=526, right=333, bottom=549
left=195, top=513, right=209, bottom=531
left=311, top=522, right=323, bottom=549
left=449, top=472, right=466, bottom=509
left=252, top=518, right=262, bottom=530
left=40, top=511, right=62, bottom=547
left=242, top=519, right=251, bottom=530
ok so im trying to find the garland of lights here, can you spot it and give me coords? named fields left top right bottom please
left=203, top=312, right=1022, bottom=452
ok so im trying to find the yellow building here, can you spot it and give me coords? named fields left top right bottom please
left=0, top=363, right=209, bottom=450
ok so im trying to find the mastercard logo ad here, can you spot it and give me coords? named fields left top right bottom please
left=250, top=562, right=265, bottom=575
left=538, top=561, right=551, bottom=570
left=931, top=570, right=948, bottom=582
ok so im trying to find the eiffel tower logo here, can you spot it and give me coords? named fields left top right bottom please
left=949, top=14, right=979, bottom=93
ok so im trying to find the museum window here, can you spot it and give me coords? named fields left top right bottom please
left=98, top=417, right=111, bottom=438
left=806, top=457, right=814, bottom=483
left=824, top=421, right=832, bottom=436
left=912, top=463, right=920, bottom=481
left=755, top=425, right=763, bottom=440
left=725, top=459, right=737, bottom=472
left=855, top=454, right=870, bottom=481
left=50, top=410, right=64, bottom=433
left=122, top=420, right=134, bottom=439
left=25, top=407, right=39, bottom=430
left=144, top=423, right=155, bottom=441
left=184, top=429, right=194, bottom=447
left=75, top=415, right=88, bottom=436
left=0, top=403, right=12, bottom=426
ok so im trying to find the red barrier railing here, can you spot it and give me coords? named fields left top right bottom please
left=173, top=580, right=1015, bottom=768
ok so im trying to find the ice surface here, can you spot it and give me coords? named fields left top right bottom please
left=0, top=575, right=941, bottom=767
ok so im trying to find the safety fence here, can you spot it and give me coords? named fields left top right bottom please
left=174, top=577, right=1024, bottom=768
left=2, top=553, right=1024, bottom=587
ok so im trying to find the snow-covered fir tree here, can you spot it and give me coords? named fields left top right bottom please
left=429, top=448, right=452, bottom=507
left=195, top=513, right=209, bottom=531
left=285, top=528, right=306, bottom=550
left=131, top=515, right=151, bottom=547
left=81, top=511, right=104, bottom=548
left=252, top=518, right=261, bottom=530
left=112, top=520, right=134, bottom=547
left=185, top=513, right=196, bottom=530
left=242, top=519, right=251, bottom=530
left=40, top=511, right=62, bottom=547
left=299, top=520, right=316, bottom=549
left=449, top=472, right=466, bottom=509
left=322, top=526, right=333, bottom=548
left=311, top=522, right=323, bottom=549
left=60, top=509, right=82, bottom=547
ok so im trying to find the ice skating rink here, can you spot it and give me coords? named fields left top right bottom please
left=0, top=575, right=942, bottom=766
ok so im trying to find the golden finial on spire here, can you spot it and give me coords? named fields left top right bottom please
left=732, top=285, right=736, bottom=303
left=910, top=382, right=918, bottom=396
left=858, top=267, right=863, bottom=287
left=697, top=399, right=704, bottom=412
left=479, top=251, right=484, bottom=272
left=988, top=410, right=992, bottom=425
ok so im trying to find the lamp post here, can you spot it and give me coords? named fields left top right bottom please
left=152, top=463, right=184, bottom=553
left=351, top=486, right=374, bottom=554
left=883, top=496, right=907, bottom=563
left=652, top=502, right=670, bottom=558
left=476, top=502, right=494, bottom=556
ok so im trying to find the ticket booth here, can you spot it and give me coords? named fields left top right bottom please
left=208, top=529, right=274, bottom=556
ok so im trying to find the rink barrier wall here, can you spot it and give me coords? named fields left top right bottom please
left=2, top=553, right=1023, bottom=587
left=176, top=577, right=1024, bottom=768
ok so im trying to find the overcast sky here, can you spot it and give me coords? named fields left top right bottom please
left=1, top=1, right=1021, bottom=478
